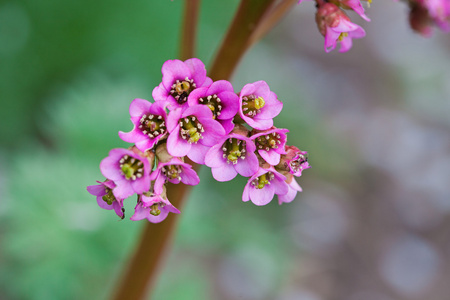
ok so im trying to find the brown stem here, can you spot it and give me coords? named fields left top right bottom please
left=111, top=0, right=295, bottom=299
left=209, top=0, right=277, bottom=81
left=179, top=0, right=202, bottom=60
left=248, top=0, right=298, bottom=47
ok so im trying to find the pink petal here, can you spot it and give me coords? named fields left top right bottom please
left=87, top=184, right=107, bottom=196
left=130, top=203, right=149, bottom=221
left=129, top=98, right=152, bottom=117
left=147, top=209, right=170, bottom=223
left=259, top=149, right=281, bottom=165
left=187, top=143, right=210, bottom=164
left=235, top=154, right=259, bottom=177
left=113, top=181, right=134, bottom=199
left=162, top=60, right=191, bottom=90
left=100, top=156, right=122, bottom=181
left=167, top=125, right=191, bottom=157
left=180, top=166, right=200, bottom=186
left=184, top=58, right=207, bottom=86
left=152, top=83, right=167, bottom=101
left=211, top=164, right=238, bottom=182
left=249, top=185, right=274, bottom=206
left=96, top=196, right=113, bottom=210
left=205, top=143, right=227, bottom=168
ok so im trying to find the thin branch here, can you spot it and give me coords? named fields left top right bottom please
left=180, top=0, right=202, bottom=60
left=248, top=0, right=298, bottom=47
left=209, top=0, right=278, bottom=81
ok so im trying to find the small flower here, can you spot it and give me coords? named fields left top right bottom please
left=118, top=99, right=168, bottom=152
left=188, top=80, right=239, bottom=134
left=276, top=146, right=310, bottom=177
left=409, top=0, right=450, bottom=36
left=150, top=157, right=200, bottom=194
left=131, top=193, right=180, bottom=223
left=87, top=180, right=125, bottom=219
left=238, top=81, right=283, bottom=130
left=166, top=105, right=226, bottom=164
left=205, top=131, right=259, bottom=182
left=278, top=174, right=303, bottom=204
left=251, top=127, right=288, bottom=165
left=316, top=3, right=366, bottom=53
left=100, top=148, right=151, bottom=199
left=152, top=58, right=213, bottom=110
left=242, top=167, right=289, bottom=206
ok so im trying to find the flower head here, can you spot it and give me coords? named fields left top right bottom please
left=187, top=80, right=239, bottom=134
left=100, top=148, right=152, bottom=199
left=152, top=58, right=213, bottom=110
left=242, top=167, right=289, bottom=206
left=166, top=105, right=226, bottom=164
left=150, top=157, right=200, bottom=194
left=316, top=3, right=366, bottom=53
left=238, top=81, right=283, bottom=130
left=276, top=146, right=310, bottom=177
left=251, top=127, right=288, bottom=165
left=87, top=180, right=125, bottom=219
left=131, top=193, right=180, bottom=223
left=119, top=99, right=168, bottom=152
left=205, top=129, right=259, bottom=182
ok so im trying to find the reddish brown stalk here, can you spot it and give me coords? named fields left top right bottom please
left=180, top=0, right=202, bottom=60
left=209, top=0, right=278, bottom=81
left=111, top=0, right=295, bottom=299
left=248, top=0, right=299, bottom=47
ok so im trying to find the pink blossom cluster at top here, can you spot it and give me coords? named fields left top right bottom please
left=299, top=0, right=370, bottom=52
left=87, top=58, right=310, bottom=223
left=409, top=0, right=450, bottom=36
left=298, top=0, right=450, bottom=52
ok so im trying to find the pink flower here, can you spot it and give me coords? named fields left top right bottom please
left=205, top=133, right=259, bottom=182
left=238, top=81, right=283, bottom=130
left=278, top=175, right=303, bottom=204
left=166, top=105, right=226, bottom=164
left=187, top=80, right=239, bottom=134
left=118, top=99, right=168, bottom=152
left=277, top=146, right=310, bottom=177
left=150, top=157, right=200, bottom=194
left=152, top=58, right=213, bottom=110
left=251, top=127, right=288, bottom=165
left=410, top=0, right=450, bottom=36
left=316, top=3, right=366, bottom=53
left=100, top=148, right=151, bottom=199
left=131, top=193, right=180, bottom=223
left=242, top=167, right=289, bottom=206
left=87, top=180, right=125, bottom=219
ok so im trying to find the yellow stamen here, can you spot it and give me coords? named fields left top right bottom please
left=175, top=81, right=191, bottom=94
left=254, top=97, right=265, bottom=110
left=150, top=204, right=161, bottom=216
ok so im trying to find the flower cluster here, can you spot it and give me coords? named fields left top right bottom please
left=408, top=0, right=450, bottom=36
left=299, top=0, right=370, bottom=52
left=299, top=0, right=450, bottom=52
left=88, top=58, right=310, bottom=222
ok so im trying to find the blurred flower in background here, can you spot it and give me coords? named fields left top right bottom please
left=1, top=1, right=449, bottom=300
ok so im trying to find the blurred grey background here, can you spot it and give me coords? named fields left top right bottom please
left=1, top=0, right=449, bottom=299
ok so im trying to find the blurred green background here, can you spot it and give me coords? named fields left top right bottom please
left=1, top=0, right=450, bottom=299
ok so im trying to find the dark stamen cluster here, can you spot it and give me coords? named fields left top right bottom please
left=119, top=155, right=144, bottom=180
left=199, top=94, right=222, bottom=119
left=161, top=165, right=182, bottom=181
left=256, top=132, right=282, bottom=151
left=290, top=153, right=308, bottom=173
left=170, top=77, right=197, bottom=104
left=139, top=114, right=166, bottom=138
left=222, top=138, right=247, bottom=164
